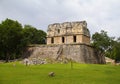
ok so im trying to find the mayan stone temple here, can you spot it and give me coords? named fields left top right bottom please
left=24, top=21, right=105, bottom=64
left=47, top=21, right=90, bottom=45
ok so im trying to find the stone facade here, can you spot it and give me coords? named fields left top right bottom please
left=23, top=44, right=105, bottom=64
left=23, top=21, right=105, bottom=64
left=47, top=21, right=90, bottom=45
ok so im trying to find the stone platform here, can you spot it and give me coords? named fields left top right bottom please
left=23, top=44, right=105, bottom=64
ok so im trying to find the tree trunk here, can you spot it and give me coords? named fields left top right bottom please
left=99, top=52, right=106, bottom=64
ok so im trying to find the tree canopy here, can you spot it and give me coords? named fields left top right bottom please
left=23, top=25, right=46, bottom=44
left=0, top=18, right=46, bottom=62
left=0, top=19, right=24, bottom=61
left=92, top=30, right=120, bottom=62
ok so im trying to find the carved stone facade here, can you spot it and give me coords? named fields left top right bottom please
left=47, top=21, right=90, bottom=45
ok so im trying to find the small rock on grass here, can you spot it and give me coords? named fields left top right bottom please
left=48, top=72, right=55, bottom=77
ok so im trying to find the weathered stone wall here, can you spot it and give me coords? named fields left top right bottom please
left=47, top=21, right=90, bottom=45
left=54, top=37, right=61, bottom=44
left=23, top=44, right=105, bottom=64
left=47, top=21, right=90, bottom=37
left=47, top=35, right=90, bottom=45
left=47, top=38, right=52, bottom=45
left=82, top=35, right=90, bottom=44
left=23, top=45, right=59, bottom=59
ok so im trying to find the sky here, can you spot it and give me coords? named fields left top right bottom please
left=0, top=0, right=120, bottom=37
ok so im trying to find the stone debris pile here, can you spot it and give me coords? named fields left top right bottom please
left=23, top=58, right=47, bottom=65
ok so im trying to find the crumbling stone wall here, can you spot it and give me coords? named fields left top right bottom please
left=47, top=21, right=90, bottom=45
left=23, top=44, right=105, bottom=64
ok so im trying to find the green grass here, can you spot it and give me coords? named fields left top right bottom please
left=0, top=62, right=120, bottom=84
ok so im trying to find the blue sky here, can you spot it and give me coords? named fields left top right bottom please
left=0, top=0, right=120, bottom=37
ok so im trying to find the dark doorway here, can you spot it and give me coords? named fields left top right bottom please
left=73, top=36, right=76, bottom=42
left=62, top=37, right=65, bottom=43
left=51, top=37, right=54, bottom=43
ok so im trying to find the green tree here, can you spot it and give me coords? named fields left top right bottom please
left=110, top=38, right=120, bottom=62
left=92, top=30, right=114, bottom=63
left=92, top=30, right=113, bottom=52
left=0, top=19, right=47, bottom=62
left=23, top=25, right=46, bottom=44
left=0, top=18, right=26, bottom=62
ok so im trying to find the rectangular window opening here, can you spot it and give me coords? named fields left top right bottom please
left=51, top=37, right=54, bottom=43
left=73, top=36, right=76, bottom=42
left=62, top=37, right=65, bottom=43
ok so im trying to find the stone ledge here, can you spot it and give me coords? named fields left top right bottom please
left=27, top=43, right=93, bottom=47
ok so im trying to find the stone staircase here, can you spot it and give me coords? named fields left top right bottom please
left=56, top=45, right=63, bottom=60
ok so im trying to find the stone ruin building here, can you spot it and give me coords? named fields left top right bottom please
left=47, top=21, right=90, bottom=45
left=23, top=21, right=105, bottom=64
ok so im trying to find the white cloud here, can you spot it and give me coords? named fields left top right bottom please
left=0, top=0, right=120, bottom=37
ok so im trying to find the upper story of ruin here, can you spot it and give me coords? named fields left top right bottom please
left=47, top=21, right=90, bottom=45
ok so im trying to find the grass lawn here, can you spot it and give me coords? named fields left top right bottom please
left=0, top=62, right=120, bottom=84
